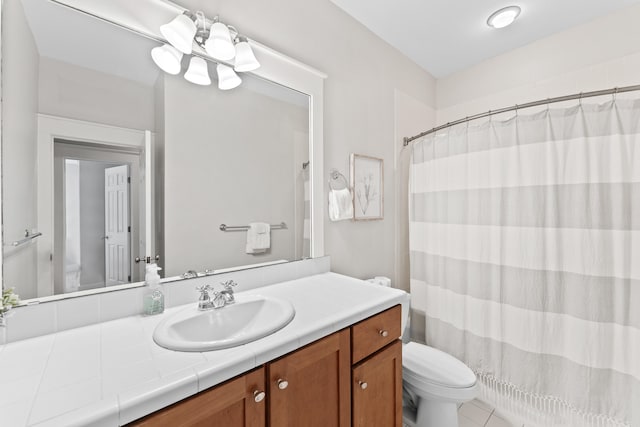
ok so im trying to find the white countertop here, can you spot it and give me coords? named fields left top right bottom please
left=0, top=273, right=409, bottom=426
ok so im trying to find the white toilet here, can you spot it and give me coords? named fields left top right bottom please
left=402, top=341, right=478, bottom=427
left=364, top=276, right=478, bottom=427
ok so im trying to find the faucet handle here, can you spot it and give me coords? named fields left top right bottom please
left=221, top=280, right=237, bottom=291
left=196, top=284, right=212, bottom=296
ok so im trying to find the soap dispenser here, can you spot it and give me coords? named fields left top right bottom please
left=143, top=263, right=164, bottom=315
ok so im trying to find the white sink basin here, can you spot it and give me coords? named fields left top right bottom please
left=153, top=294, right=295, bottom=352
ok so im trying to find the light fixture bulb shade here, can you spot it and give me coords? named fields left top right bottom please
left=217, top=63, right=242, bottom=90
left=160, top=14, right=196, bottom=54
left=487, top=6, right=521, bottom=29
left=184, top=57, right=212, bottom=86
left=233, top=41, right=260, bottom=72
left=205, top=22, right=236, bottom=61
left=151, top=44, right=183, bottom=75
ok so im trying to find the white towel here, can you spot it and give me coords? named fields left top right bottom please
left=246, top=222, right=270, bottom=254
left=328, top=188, right=353, bottom=221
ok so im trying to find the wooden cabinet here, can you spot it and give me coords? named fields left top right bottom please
left=352, top=341, right=403, bottom=427
left=268, top=329, right=351, bottom=427
left=128, top=368, right=266, bottom=427
left=351, top=304, right=401, bottom=364
left=351, top=305, right=403, bottom=427
left=128, top=305, right=402, bottom=427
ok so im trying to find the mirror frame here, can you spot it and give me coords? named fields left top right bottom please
left=0, top=0, right=326, bottom=302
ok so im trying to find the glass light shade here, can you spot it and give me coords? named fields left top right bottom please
left=217, top=64, right=242, bottom=90
left=233, top=41, right=260, bottom=72
left=205, top=22, right=236, bottom=60
left=151, top=44, right=183, bottom=75
left=487, top=6, right=521, bottom=29
left=184, top=57, right=212, bottom=86
left=160, top=14, right=196, bottom=54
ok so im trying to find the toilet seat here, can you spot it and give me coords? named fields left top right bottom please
left=403, top=342, right=477, bottom=402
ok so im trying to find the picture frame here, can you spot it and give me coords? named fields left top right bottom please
left=350, top=153, right=383, bottom=221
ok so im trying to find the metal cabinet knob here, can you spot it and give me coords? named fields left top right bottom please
left=253, top=390, right=266, bottom=403
left=358, top=381, right=368, bottom=390
left=277, top=379, right=289, bottom=390
left=379, top=329, right=389, bottom=337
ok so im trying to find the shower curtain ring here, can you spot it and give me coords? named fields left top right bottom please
left=613, top=87, right=619, bottom=102
left=579, top=92, right=584, bottom=107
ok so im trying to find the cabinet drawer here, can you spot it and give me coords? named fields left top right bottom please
left=351, top=305, right=401, bottom=364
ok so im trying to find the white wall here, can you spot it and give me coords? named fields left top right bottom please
left=1, top=0, right=39, bottom=299
left=162, top=74, right=309, bottom=276
left=177, top=0, right=436, bottom=287
left=436, top=4, right=640, bottom=123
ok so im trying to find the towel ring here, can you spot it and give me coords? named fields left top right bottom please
left=328, top=168, right=349, bottom=191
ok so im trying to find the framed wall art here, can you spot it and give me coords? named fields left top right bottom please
left=350, top=153, right=383, bottom=220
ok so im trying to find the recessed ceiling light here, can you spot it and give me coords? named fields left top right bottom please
left=487, top=6, right=521, bottom=29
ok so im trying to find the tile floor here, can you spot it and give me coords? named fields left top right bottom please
left=458, top=399, right=525, bottom=427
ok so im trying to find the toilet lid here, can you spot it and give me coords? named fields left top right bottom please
left=403, top=342, right=476, bottom=388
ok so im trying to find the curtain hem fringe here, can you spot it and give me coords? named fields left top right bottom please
left=476, top=372, right=629, bottom=427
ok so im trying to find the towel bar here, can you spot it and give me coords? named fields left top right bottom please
left=220, top=222, right=287, bottom=232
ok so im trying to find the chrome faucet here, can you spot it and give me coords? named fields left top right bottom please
left=196, top=280, right=237, bottom=310
left=219, top=280, right=237, bottom=305
left=196, top=285, right=213, bottom=310
left=182, top=270, right=199, bottom=279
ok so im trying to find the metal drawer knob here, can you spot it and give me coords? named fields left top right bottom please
left=253, top=390, right=266, bottom=403
left=358, top=381, right=368, bottom=390
left=277, top=379, right=289, bottom=390
left=379, top=329, right=389, bottom=337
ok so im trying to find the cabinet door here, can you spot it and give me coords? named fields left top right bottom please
left=352, top=340, right=402, bottom=427
left=268, top=329, right=351, bottom=427
left=128, top=367, right=266, bottom=427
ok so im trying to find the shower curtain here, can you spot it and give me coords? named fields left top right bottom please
left=409, top=99, right=640, bottom=427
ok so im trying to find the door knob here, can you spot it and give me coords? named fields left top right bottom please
left=253, top=390, right=266, bottom=403
left=358, top=381, right=368, bottom=390
left=277, top=379, right=289, bottom=390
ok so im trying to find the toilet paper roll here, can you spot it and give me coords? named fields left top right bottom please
left=366, top=276, right=392, bottom=287
left=374, top=276, right=391, bottom=287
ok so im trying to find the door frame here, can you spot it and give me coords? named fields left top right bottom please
left=38, top=114, right=151, bottom=297
left=54, top=143, right=140, bottom=293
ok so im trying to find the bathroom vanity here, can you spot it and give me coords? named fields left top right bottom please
left=0, top=272, right=409, bottom=426
left=129, top=305, right=402, bottom=426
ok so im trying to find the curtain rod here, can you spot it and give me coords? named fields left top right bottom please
left=403, top=84, right=640, bottom=146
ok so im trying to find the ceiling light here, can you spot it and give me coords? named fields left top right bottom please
left=217, top=64, right=242, bottom=90
left=233, top=39, right=260, bottom=72
left=152, top=11, right=259, bottom=90
left=151, top=44, right=183, bottom=75
left=487, top=6, right=521, bottom=29
left=184, top=57, right=211, bottom=86
left=160, top=13, right=197, bottom=54
left=205, top=21, right=236, bottom=61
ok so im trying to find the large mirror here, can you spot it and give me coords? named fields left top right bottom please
left=1, top=0, right=322, bottom=301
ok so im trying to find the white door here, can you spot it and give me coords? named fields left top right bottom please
left=105, top=165, right=130, bottom=286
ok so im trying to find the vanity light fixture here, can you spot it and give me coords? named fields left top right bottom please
left=151, top=10, right=260, bottom=90
left=217, top=64, right=242, bottom=90
left=184, top=57, right=212, bottom=86
left=487, top=5, right=521, bottom=29
left=151, top=43, right=183, bottom=75
left=206, top=20, right=236, bottom=60
left=160, top=13, right=198, bottom=54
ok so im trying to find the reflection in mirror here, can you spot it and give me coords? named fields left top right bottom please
left=1, top=0, right=310, bottom=301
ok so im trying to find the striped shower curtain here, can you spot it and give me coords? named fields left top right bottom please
left=409, top=99, right=640, bottom=427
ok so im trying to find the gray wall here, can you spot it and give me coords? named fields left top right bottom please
left=161, top=74, right=309, bottom=276
left=38, top=56, right=155, bottom=131
left=1, top=0, right=39, bottom=299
